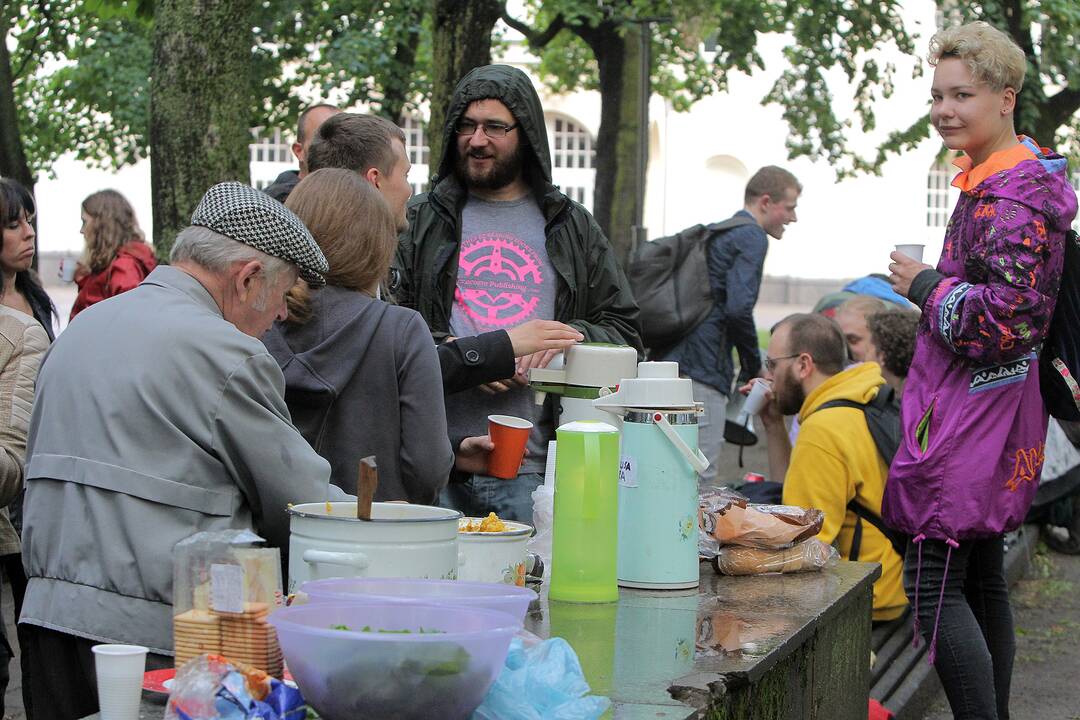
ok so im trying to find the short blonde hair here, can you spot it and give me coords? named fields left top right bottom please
left=929, top=21, right=1026, bottom=92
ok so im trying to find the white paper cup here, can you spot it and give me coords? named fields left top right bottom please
left=59, top=257, right=78, bottom=283
left=92, top=644, right=147, bottom=720
left=742, top=379, right=772, bottom=417
left=894, top=244, right=925, bottom=262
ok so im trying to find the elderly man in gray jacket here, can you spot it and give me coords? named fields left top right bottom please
left=18, top=183, right=349, bottom=720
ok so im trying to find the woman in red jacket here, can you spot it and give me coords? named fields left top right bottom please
left=70, top=190, right=157, bottom=320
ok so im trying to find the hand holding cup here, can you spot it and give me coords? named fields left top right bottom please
left=487, top=415, right=533, bottom=479
left=888, top=250, right=933, bottom=300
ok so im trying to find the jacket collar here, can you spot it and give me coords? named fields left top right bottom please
left=141, top=266, right=223, bottom=318
left=429, top=172, right=568, bottom=226
left=951, top=135, right=1038, bottom=193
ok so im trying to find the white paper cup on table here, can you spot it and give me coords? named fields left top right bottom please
left=894, top=244, right=925, bottom=262
left=92, top=644, right=147, bottom=720
left=742, top=379, right=772, bottom=417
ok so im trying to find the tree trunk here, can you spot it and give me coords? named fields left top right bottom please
left=579, top=21, right=646, bottom=268
left=150, top=0, right=255, bottom=259
left=0, top=12, right=35, bottom=194
left=428, top=0, right=504, bottom=182
left=381, top=4, right=423, bottom=123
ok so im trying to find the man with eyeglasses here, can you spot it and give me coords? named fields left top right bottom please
left=756, top=313, right=906, bottom=623
left=394, top=64, right=642, bottom=523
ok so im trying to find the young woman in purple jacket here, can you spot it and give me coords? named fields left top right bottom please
left=885, top=22, right=1078, bottom=719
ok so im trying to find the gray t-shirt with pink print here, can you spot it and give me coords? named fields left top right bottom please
left=447, top=194, right=556, bottom=475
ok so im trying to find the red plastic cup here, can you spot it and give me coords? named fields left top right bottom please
left=487, top=415, right=533, bottom=479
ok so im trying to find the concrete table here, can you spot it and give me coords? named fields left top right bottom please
left=84, top=561, right=880, bottom=720
left=523, top=560, right=881, bottom=719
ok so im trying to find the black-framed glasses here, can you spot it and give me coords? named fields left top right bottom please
left=455, top=120, right=519, bottom=138
left=765, top=353, right=803, bottom=372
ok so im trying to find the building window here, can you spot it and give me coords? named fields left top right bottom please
left=401, top=115, right=430, bottom=166
left=547, top=114, right=596, bottom=211
left=926, top=160, right=953, bottom=228
left=401, top=115, right=430, bottom=195
left=1074, top=176, right=1080, bottom=232
left=564, top=187, right=586, bottom=205
left=551, top=117, right=595, bottom=170
left=249, top=128, right=291, bottom=164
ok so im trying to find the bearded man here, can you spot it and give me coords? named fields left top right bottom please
left=394, top=64, right=642, bottom=522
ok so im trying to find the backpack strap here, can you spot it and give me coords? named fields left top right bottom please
left=846, top=498, right=907, bottom=558
left=817, top=399, right=863, bottom=412
left=849, top=512, right=864, bottom=561
left=812, top=396, right=908, bottom=558
left=704, top=215, right=757, bottom=239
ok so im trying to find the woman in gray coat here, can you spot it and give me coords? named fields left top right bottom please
left=263, top=169, right=455, bottom=503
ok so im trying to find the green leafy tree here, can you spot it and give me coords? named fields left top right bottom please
left=1, top=0, right=431, bottom=252
left=949, top=2, right=1080, bottom=157
left=1, top=2, right=152, bottom=195
left=505, top=0, right=920, bottom=263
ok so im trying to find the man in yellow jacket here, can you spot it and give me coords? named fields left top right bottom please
left=758, top=312, right=906, bottom=622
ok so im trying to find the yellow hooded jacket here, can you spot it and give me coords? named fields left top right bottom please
left=781, top=362, right=907, bottom=622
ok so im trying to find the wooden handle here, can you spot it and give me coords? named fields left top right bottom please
left=357, top=456, right=378, bottom=520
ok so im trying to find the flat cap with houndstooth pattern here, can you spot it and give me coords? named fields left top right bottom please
left=190, top=182, right=329, bottom=285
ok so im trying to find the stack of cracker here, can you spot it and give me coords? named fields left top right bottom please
left=173, top=609, right=222, bottom=668
left=215, top=601, right=283, bottom=677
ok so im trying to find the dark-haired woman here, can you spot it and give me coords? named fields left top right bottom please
left=0, top=179, right=56, bottom=340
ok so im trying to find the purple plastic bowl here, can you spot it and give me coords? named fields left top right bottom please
left=269, top=601, right=517, bottom=720
left=299, top=577, right=537, bottom=625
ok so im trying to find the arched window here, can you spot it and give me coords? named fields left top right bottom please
left=551, top=117, right=595, bottom=170
left=547, top=114, right=596, bottom=210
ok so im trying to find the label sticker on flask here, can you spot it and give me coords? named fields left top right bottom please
left=619, top=456, right=638, bottom=488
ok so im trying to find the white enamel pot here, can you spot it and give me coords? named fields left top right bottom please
left=286, top=502, right=462, bottom=593
left=456, top=519, right=533, bottom=586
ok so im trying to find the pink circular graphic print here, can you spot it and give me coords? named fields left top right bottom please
left=455, top=232, right=545, bottom=330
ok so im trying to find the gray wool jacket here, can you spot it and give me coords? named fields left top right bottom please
left=20, top=266, right=345, bottom=654
left=262, top=286, right=454, bottom=504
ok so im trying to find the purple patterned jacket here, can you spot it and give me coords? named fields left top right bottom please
left=883, top=137, right=1078, bottom=541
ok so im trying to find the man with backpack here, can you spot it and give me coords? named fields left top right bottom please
left=653, top=166, right=800, bottom=485
left=758, top=312, right=907, bottom=622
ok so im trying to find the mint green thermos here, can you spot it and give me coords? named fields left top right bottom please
left=593, top=362, right=708, bottom=590
left=549, top=420, right=621, bottom=603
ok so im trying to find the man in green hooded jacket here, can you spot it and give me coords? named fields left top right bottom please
left=395, top=64, right=642, bottom=522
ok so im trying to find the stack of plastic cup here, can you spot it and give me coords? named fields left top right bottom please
left=91, top=644, right=147, bottom=720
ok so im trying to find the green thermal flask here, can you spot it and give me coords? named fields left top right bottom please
left=549, top=420, right=620, bottom=603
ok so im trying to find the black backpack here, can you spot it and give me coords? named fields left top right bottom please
left=1040, top=229, right=1080, bottom=421
left=812, top=385, right=908, bottom=560
left=626, top=216, right=756, bottom=350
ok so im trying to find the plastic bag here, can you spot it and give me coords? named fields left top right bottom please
left=472, top=637, right=610, bottom=720
left=527, top=485, right=554, bottom=575
left=165, top=654, right=306, bottom=720
left=701, top=502, right=824, bottom=549
left=710, top=538, right=838, bottom=576
left=698, top=528, right=721, bottom=560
